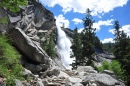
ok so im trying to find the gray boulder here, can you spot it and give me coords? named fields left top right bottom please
left=15, top=79, right=23, bottom=86
left=77, top=66, right=97, bottom=73
left=47, top=68, right=60, bottom=76
left=58, top=71, right=70, bottom=78
left=101, top=70, right=115, bottom=76
left=35, top=78, right=44, bottom=86
left=83, top=73, right=125, bottom=86
left=67, top=77, right=82, bottom=84
left=9, top=27, right=50, bottom=64
left=8, top=15, right=21, bottom=23
left=23, top=68, right=33, bottom=76
left=24, top=62, right=43, bottom=73
left=72, top=83, right=83, bottom=86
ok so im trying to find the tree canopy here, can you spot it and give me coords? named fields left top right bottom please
left=0, top=0, right=28, bottom=12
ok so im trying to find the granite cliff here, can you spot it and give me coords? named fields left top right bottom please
left=0, top=0, right=125, bottom=86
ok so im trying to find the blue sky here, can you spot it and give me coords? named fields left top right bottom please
left=39, top=0, right=130, bottom=43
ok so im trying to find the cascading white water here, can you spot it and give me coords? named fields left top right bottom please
left=56, top=24, right=74, bottom=69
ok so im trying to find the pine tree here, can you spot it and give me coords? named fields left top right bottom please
left=114, top=20, right=124, bottom=61
left=114, top=20, right=121, bottom=42
left=81, top=8, right=96, bottom=66
left=47, top=33, right=56, bottom=58
left=93, top=36, right=103, bottom=50
left=113, top=20, right=130, bottom=85
left=70, top=27, right=82, bottom=69
left=42, top=33, right=56, bottom=59
left=71, top=9, right=101, bottom=68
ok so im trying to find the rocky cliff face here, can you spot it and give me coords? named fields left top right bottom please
left=0, top=0, right=125, bottom=86
left=1, top=0, right=56, bottom=67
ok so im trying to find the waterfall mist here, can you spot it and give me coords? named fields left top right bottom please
left=56, top=24, right=74, bottom=69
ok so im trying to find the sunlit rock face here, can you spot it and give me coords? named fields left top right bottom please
left=56, top=24, right=74, bottom=69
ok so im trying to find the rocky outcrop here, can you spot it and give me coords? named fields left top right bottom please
left=4, top=0, right=56, bottom=65
left=9, top=27, right=50, bottom=64
left=83, top=73, right=121, bottom=86
left=63, top=28, right=74, bottom=38
left=18, top=66, right=125, bottom=86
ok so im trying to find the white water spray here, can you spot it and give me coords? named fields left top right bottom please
left=56, top=24, right=74, bottom=69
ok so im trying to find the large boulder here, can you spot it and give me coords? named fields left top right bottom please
left=47, top=68, right=60, bottom=76
left=9, top=27, right=50, bottom=64
left=58, top=71, right=70, bottom=78
left=83, top=73, right=125, bottom=86
left=101, top=70, right=115, bottom=76
left=77, top=66, right=97, bottom=73
left=15, top=79, right=23, bottom=86
left=66, top=77, right=82, bottom=84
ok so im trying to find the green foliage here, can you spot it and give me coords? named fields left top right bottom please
left=93, top=36, right=103, bottom=50
left=113, top=20, right=130, bottom=85
left=97, top=60, right=125, bottom=80
left=102, top=60, right=111, bottom=70
left=71, top=9, right=102, bottom=69
left=97, top=61, right=111, bottom=72
left=70, top=27, right=83, bottom=69
left=0, top=17, right=8, bottom=24
left=0, top=0, right=28, bottom=12
left=111, top=60, right=124, bottom=78
left=114, top=20, right=121, bottom=42
left=42, top=34, right=56, bottom=59
left=0, top=35, right=23, bottom=85
left=80, top=8, right=96, bottom=65
left=102, top=42, right=114, bottom=53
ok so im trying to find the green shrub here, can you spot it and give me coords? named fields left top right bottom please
left=0, top=0, right=28, bottom=12
left=102, top=60, right=111, bottom=70
left=0, top=17, right=8, bottom=24
left=97, top=60, right=111, bottom=72
left=97, top=66, right=103, bottom=72
left=97, top=60, right=125, bottom=80
left=0, top=35, right=23, bottom=85
left=110, top=60, right=124, bottom=79
left=42, top=34, right=56, bottom=59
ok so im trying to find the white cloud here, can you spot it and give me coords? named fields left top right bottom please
left=121, top=25, right=130, bottom=36
left=109, top=24, right=130, bottom=36
left=101, top=38, right=114, bottom=43
left=78, top=28, right=84, bottom=33
left=93, top=19, right=114, bottom=31
left=109, top=29, right=115, bottom=34
left=55, top=14, right=69, bottom=28
left=39, top=0, right=128, bottom=16
left=72, top=18, right=83, bottom=25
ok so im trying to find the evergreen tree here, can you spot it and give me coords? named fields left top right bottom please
left=114, top=20, right=121, bottom=42
left=114, top=20, right=125, bottom=61
left=113, top=20, right=130, bottom=85
left=93, top=36, right=103, bottom=50
left=0, top=0, right=28, bottom=12
left=70, top=27, right=82, bottom=69
left=102, top=42, right=114, bottom=53
left=71, top=9, right=102, bottom=69
left=47, top=33, right=56, bottom=58
left=42, top=34, right=56, bottom=59
left=81, top=8, right=96, bottom=65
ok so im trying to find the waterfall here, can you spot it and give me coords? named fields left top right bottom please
left=56, top=24, right=74, bottom=69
